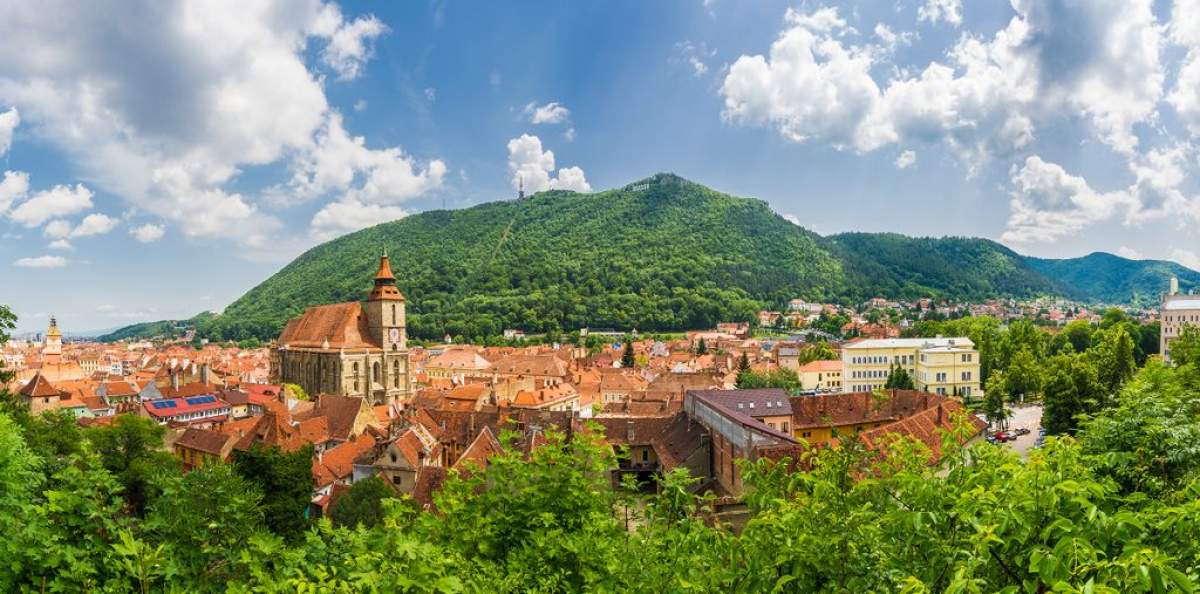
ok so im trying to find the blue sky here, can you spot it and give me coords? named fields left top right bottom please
left=1, top=0, right=1198, bottom=333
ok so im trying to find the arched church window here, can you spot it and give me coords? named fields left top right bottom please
left=373, top=362, right=381, bottom=383
left=391, top=304, right=396, bottom=325
left=393, top=360, right=400, bottom=388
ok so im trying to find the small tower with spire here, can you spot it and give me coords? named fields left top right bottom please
left=43, top=314, right=63, bottom=365
left=365, top=247, right=406, bottom=351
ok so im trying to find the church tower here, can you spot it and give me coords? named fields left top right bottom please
left=43, top=315, right=63, bottom=365
left=365, top=248, right=406, bottom=351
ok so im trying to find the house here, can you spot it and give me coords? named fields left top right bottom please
left=17, top=373, right=89, bottom=417
left=593, top=412, right=710, bottom=490
left=141, top=394, right=231, bottom=428
left=686, top=389, right=794, bottom=434
left=174, top=427, right=236, bottom=470
left=796, top=359, right=842, bottom=392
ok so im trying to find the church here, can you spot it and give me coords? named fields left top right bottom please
left=270, top=251, right=411, bottom=405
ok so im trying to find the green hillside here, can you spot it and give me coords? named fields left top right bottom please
left=99, top=174, right=1197, bottom=343
left=1024, top=252, right=1200, bottom=306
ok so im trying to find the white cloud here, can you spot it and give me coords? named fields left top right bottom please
left=129, top=223, right=165, bottom=243
left=310, top=198, right=408, bottom=241
left=0, top=106, right=17, bottom=156
left=48, top=239, right=72, bottom=250
left=70, top=213, right=118, bottom=237
left=563, top=127, right=576, bottom=142
left=895, top=150, right=917, bottom=169
left=8, top=183, right=93, bottom=227
left=506, top=134, right=591, bottom=194
left=524, top=101, right=571, bottom=125
left=722, top=8, right=881, bottom=150
left=1116, top=246, right=1143, bottom=259
left=287, top=112, right=446, bottom=207
left=353, top=99, right=367, bottom=112
left=0, top=0, right=431, bottom=249
left=43, top=219, right=72, bottom=239
left=782, top=213, right=801, bottom=225
left=43, top=212, right=118, bottom=240
left=1173, top=248, right=1200, bottom=271
left=874, top=24, right=915, bottom=54
left=314, top=5, right=388, bottom=81
left=1169, top=0, right=1200, bottom=135
left=673, top=41, right=716, bottom=77
left=917, top=0, right=962, bottom=27
left=1001, top=156, right=1135, bottom=244
left=722, top=2, right=1164, bottom=162
left=14, top=255, right=66, bottom=268
left=0, top=169, right=29, bottom=215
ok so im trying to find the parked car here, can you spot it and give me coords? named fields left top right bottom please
left=1014, top=428, right=1031, bottom=436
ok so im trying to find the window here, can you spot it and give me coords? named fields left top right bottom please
left=373, top=362, right=381, bottom=383
left=642, top=449, right=649, bottom=462
left=393, top=360, right=400, bottom=388
left=391, top=304, right=396, bottom=325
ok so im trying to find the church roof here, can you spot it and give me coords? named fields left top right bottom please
left=278, top=302, right=381, bottom=350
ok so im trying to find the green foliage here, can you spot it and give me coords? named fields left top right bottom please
left=282, top=382, right=309, bottom=401
left=145, top=462, right=265, bottom=585
left=232, top=444, right=314, bottom=541
left=621, top=339, right=635, bottom=368
left=1171, top=325, right=1200, bottom=367
left=1042, top=354, right=1102, bottom=435
left=1079, top=361, right=1200, bottom=495
left=695, top=337, right=707, bottom=355
left=884, top=363, right=915, bottom=389
left=330, top=476, right=396, bottom=529
left=84, top=414, right=178, bottom=515
left=736, top=368, right=802, bottom=392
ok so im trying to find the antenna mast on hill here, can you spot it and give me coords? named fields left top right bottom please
left=518, top=175, right=525, bottom=201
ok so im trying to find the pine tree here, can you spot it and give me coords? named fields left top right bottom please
left=621, top=340, right=635, bottom=368
left=696, top=338, right=708, bottom=355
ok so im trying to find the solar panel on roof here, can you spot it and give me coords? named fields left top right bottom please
left=185, top=395, right=216, bottom=405
left=151, top=400, right=177, bottom=410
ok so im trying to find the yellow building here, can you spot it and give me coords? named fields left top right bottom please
left=842, top=337, right=981, bottom=398
left=796, top=359, right=842, bottom=392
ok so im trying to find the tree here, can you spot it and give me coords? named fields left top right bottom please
left=232, top=444, right=314, bottom=541
left=884, top=363, right=915, bottom=390
left=0, top=305, right=15, bottom=386
left=621, top=339, right=635, bottom=368
left=1001, top=348, right=1042, bottom=403
left=1169, top=324, right=1200, bottom=366
left=981, top=384, right=1010, bottom=429
left=330, top=476, right=397, bottom=529
left=735, top=352, right=752, bottom=388
left=1041, top=355, right=1100, bottom=435
left=695, top=338, right=708, bottom=355
left=735, top=369, right=801, bottom=392
left=145, top=462, right=265, bottom=584
left=1062, top=319, right=1093, bottom=353
left=84, top=414, right=178, bottom=515
left=1091, top=326, right=1136, bottom=400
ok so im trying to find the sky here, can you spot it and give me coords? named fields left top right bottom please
left=2, top=0, right=1199, bottom=334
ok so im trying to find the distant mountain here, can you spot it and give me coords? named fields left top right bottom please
left=98, top=174, right=1197, bottom=343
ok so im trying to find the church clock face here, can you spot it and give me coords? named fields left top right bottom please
left=389, top=328, right=400, bottom=344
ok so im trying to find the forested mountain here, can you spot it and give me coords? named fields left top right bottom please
left=100, top=174, right=1198, bottom=342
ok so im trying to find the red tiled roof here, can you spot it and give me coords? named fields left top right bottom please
left=19, top=373, right=64, bottom=398
left=278, top=303, right=380, bottom=350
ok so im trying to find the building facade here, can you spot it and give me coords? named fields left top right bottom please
left=270, top=252, right=412, bottom=405
left=1162, top=277, right=1200, bottom=363
left=842, top=337, right=981, bottom=398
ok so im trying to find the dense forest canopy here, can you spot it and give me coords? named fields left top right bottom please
left=99, top=174, right=1200, bottom=343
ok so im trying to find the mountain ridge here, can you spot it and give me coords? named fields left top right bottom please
left=99, top=173, right=1198, bottom=342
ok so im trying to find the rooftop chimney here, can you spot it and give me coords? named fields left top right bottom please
left=1170, top=276, right=1180, bottom=296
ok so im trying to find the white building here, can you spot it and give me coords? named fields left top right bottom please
left=1162, top=277, right=1200, bottom=363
